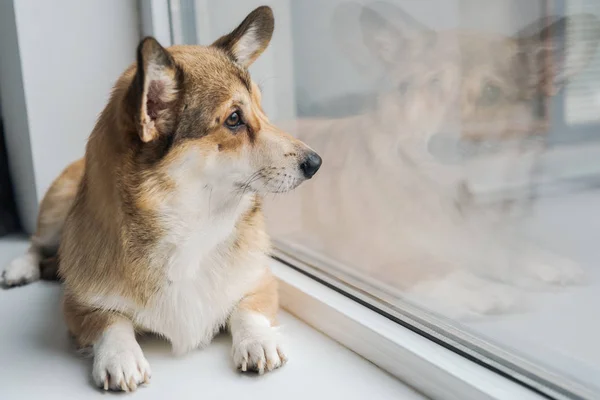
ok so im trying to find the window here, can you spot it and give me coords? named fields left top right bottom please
left=565, top=0, right=600, bottom=124
left=158, top=1, right=600, bottom=398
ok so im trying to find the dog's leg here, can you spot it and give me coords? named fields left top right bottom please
left=407, top=270, right=524, bottom=319
left=1, top=245, right=42, bottom=288
left=2, top=159, right=83, bottom=288
left=228, top=271, right=287, bottom=374
left=63, top=294, right=151, bottom=391
left=512, top=247, right=585, bottom=288
left=472, top=224, right=585, bottom=288
left=2, top=231, right=62, bottom=287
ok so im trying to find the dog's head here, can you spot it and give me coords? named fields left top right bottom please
left=334, top=2, right=600, bottom=163
left=123, top=6, right=321, bottom=195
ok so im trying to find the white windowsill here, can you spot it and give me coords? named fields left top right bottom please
left=0, top=238, right=421, bottom=400
left=271, top=260, right=547, bottom=400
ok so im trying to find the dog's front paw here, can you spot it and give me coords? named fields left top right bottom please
left=232, top=330, right=287, bottom=374
left=408, top=271, right=523, bottom=319
left=2, top=253, right=40, bottom=288
left=521, top=251, right=585, bottom=287
left=93, top=334, right=151, bottom=391
left=93, top=347, right=151, bottom=391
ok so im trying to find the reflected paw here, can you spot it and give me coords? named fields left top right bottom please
left=409, top=271, right=523, bottom=319
left=522, top=252, right=585, bottom=287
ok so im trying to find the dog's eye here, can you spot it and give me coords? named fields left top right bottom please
left=225, top=111, right=244, bottom=129
left=429, top=77, right=441, bottom=91
left=398, top=81, right=411, bottom=96
left=479, top=84, right=502, bottom=106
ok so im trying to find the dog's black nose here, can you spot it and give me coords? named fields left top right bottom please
left=299, top=151, right=322, bottom=179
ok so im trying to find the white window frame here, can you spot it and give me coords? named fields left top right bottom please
left=138, top=2, right=595, bottom=399
left=272, top=243, right=600, bottom=400
left=272, top=259, right=546, bottom=400
left=139, top=0, right=173, bottom=47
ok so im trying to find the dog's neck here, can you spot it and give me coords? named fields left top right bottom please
left=160, top=169, right=256, bottom=229
left=197, top=182, right=256, bottom=219
left=157, top=181, right=257, bottom=281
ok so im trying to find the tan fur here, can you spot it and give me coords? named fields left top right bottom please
left=4, top=6, right=319, bottom=389
left=34, top=158, right=84, bottom=249
left=19, top=158, right=85, bottom=280
left=235, top=269, right=280, bottom=326
left=62, top=291, right=124, bottom=348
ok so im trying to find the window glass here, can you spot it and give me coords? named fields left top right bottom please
left=177, top=1, right=600, bottom=396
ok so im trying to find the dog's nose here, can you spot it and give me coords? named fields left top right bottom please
left=299, top=151, right=322, bottom=179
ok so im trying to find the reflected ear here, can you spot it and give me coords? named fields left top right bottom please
left=211, top=6, right=275, bottom=68
left=332, top=2, right=373, bottom=74
left=132, top=37, right=179, bottom=143
left=360, top=2, right=435, bottom=67
left=360, top=6, right=404, bottom=66
left=515, top=14, right=600, bottom=95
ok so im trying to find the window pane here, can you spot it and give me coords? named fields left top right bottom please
left=178, top=0, right=600, bottom=397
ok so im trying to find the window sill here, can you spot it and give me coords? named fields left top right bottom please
left=271, top=259, right=546, bottom=400
left=0, top=238, right=419, bottom=400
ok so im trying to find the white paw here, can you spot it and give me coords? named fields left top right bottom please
left=521, top=251, right=585, bottom=287
left=93, top=324, right=151, bottom=391
left=231, top=313, right=287, bottom=374
left=232, top=331, right=287, bottom=374
left=409, top=271, right=523, bottom=319
left=2, top=252, right=40, bottom=288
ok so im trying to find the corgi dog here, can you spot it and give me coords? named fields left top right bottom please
left=267, top=2, right=600, bottom=318
left=2, top=6, right=321, bottom=391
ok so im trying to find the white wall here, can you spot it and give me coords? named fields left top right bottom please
left=0, top=0, right=38, bottom=233
left=191, top=0, right=297, bottom=122
left=0, top=0, right=140, bottom=233
left=289, top=0, right=544, bottom=114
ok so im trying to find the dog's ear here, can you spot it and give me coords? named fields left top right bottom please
left=211, top=6, right=274, bottom=68
left=516, top=14, right=600, bottom=96
left=331, top=2, right=374, bottom=75
left=133, top=37, right=179, bottom=143
left=360, top=2, right=435, bottom=67
left=360, top=6, right=404, bottom=66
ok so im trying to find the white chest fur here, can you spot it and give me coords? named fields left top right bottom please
left=134, top=248, right=265, bottom=356
left=148, top=185, right=264, bottom=354
left=92, top=184, right=267, bottom=355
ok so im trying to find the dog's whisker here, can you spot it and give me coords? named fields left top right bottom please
left=208, top=187, right=213, bottom=216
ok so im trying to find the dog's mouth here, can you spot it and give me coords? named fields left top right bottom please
left=263, top=174, right=304, bottom=193
left=427, top=133, right=546, bottom=165
left=428, top=134, right=482, bottom=164
left=234, top=152, right=320, bottom=195
left=235, top=168, right=304, bottom=195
